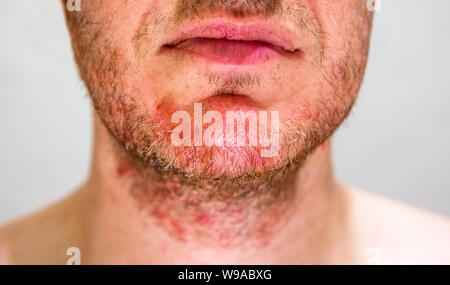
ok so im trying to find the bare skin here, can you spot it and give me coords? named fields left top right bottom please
left=0, top=116, right=449, bottom=265
left=1, top=0, right=450, bottom=264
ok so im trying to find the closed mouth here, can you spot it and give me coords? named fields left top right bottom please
left=162, top=19, right=302, bottom=65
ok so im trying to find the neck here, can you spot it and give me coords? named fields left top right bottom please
left=76, top=114, right=352, bottom=264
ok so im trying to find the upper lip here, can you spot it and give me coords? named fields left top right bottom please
left=163, top=18, right=301, bottom=53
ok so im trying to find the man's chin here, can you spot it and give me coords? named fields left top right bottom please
left=130, top=142, right=293, bottom=182
left=149, top=145, right=288, bottom=180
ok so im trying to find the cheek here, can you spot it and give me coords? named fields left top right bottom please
left=308, top=0, right=372, bottom=51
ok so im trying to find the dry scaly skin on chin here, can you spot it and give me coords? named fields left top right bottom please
left=64, top=0, right=372, bottom=245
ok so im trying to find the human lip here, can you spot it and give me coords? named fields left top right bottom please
left=161, top=19, right=302, bottom=64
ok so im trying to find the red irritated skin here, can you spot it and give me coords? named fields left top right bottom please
left=60, top=0, right=374, bottom=258
left=2, top=1, right=449, bottom=266
left=64, top=0, right=372, bottom=177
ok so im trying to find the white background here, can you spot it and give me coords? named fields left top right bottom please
left=0, top=0, right=449, bottom=224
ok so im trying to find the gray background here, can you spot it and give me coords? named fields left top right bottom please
left=0, top=0, right=449, bottom=224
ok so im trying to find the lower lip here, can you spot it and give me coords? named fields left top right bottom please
left=167, top=38, right=284, bottom=65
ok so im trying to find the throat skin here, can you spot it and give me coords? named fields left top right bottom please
left=75, top=114, right=353, bottom=265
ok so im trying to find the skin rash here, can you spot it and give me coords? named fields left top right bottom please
left=65, top=0, right=371, bottom=177
left=64, top=0, right=370, bottom=247
left=0, top=0, right=442, bottom=264
left=2, top=0, right=450, bottom=265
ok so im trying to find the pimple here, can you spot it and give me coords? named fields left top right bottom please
left=116, top=163, right=130, bottom=177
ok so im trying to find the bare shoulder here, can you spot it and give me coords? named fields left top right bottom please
left=344, top=186, right=450, bottom=264
left=0, top=190, right=84, bottom=265
left=0, top=210, right=48, bottom=265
